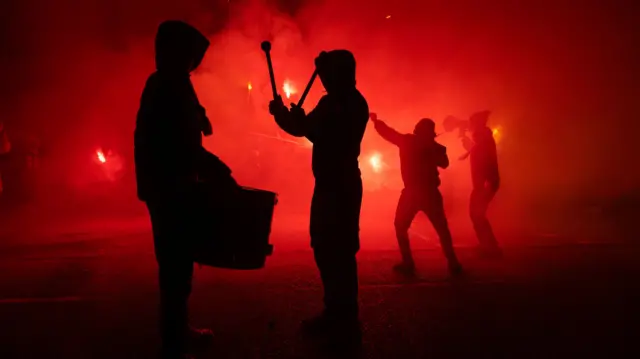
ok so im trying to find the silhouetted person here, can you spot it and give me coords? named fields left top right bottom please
left=461, top=111, right=502, bottom=257
left=269, top=50, right=368, bottom=342
left=134, top=20, right=229, bottom=359
left=371, top=116, right=462, bottom=276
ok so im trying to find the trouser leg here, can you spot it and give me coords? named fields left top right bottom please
left=394, top=190, right=419, bottom=265
left=469, top=188, right=498, bottom=248
left=313, top=247, right=359, bottom=321
left=148, top=202, right=195, bottom=356
left=425, top=190, right=459, bottom=264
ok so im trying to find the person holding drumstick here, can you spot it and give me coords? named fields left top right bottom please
left=268, top=50, right=369, bottom=343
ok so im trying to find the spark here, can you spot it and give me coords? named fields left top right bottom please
left=247, top=82, right=253, bottom=91
left=385, top=15, right=391, bottom=19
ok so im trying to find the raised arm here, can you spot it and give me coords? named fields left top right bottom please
left=371, top=117, right=404, bottom=146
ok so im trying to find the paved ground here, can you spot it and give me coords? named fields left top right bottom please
left=0, top=220, right=638, bottom=359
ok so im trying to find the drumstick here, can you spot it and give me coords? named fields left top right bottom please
left=260, top=41, right=278, bottom=100
left=295, top=70, right=317, bottom=108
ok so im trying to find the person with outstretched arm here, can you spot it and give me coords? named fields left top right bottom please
left=371, top=114, right=462, bottom=276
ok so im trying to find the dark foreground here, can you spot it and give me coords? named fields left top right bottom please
left=0, top=229, right=638, bottom=359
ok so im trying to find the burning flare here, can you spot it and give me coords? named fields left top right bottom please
left=96, top=149, right=107, bottom=164
left=369, top=152, right=383, bottom=173
left=247, top=82, right=253, bottom=91
left=283, top=80, right=295, bottom=99
left=491, top=126, right=503, bottom=144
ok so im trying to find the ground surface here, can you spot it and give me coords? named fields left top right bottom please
left=0, top=211, right=639, bottom=359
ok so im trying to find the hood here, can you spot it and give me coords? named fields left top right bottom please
left=414, top=118, right=437, bottom=139
left=315, top=50, right=357, bottom=94
left=469, top=110, right=491, bottom=131
left=155, top=21, right=210, bottom=74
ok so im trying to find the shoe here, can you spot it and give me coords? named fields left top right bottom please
left=393, top=262, right=416, bottom=276
left=188, top=327, right=213, bottom=348
left=301, top=313, right=333, bottom=336
left=160, top=352, right=194, bottom=359
left=448, top=261, right=464, bottom=276
left=301, top=312, right=360, bottom=337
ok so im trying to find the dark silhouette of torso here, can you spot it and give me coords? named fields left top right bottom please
left=469, top=127, right=499, bottom=190
left=397, top=136, right=446, bottom=190
left=308, top=90, right=369, bottom=185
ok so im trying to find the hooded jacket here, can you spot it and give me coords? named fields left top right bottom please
left=374, top=120, right=448, bottom=191
left=134, top=21, right=231, bottom=202
left=272, top=50, right=369, bottom=184
left=467, top=111, right=499, bottom=190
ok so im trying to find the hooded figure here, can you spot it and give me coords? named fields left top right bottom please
left=462, top=110, right=501, bottom=257
left=134, top=20, right=230, bottom=358
left=371, top=116, right=462, bottom=275
left=268, top=49, right=368, bottom=342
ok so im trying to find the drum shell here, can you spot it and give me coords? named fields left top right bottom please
left=193, top=185, right=276, bottom=269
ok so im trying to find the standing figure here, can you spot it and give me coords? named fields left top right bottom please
left=461, top=110, right=502, bottom=257
left=134, top=20, right=230, bottom=359
left=371, top=115, right=462, bottom=276
left=268, top=50, right=369, bottom=341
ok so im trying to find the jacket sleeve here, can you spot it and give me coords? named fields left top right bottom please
left=273, top=96, right=330, bottom=142
left=435, top=144, right=450, bottom=169
left=374, top=120, right=405, bottom=146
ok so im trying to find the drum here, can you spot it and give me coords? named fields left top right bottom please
left=193, top=185, right=277, bottom=270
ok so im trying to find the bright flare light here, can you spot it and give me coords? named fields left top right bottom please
left=247, top=82, right=253, bottom=91
left=369, top=152, right=383, bottom=173
left=491, top=126, right=503, bottom=144
left=283, top=80, right=296, bottom=99
left=96, top=149, right=107, bottom=164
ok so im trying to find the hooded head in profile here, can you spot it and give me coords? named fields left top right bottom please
left=155, top=20, right=210, bottom=74
left=414, top=118, right=437, bottom=140
left=315, top=50, right=357, bottom=94
left=469, top=110, right=491, bottom=132
left=135, top=21, right=215, bottom=202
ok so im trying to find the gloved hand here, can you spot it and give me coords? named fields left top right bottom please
left=289, top=103, right=306, bottom=119
left=269, top=95, right=287, bottom=116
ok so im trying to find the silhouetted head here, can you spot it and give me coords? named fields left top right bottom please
left=155, top=21, right=210, bottom=74
left=469, top=110, right=491, bottom=132
left=315, top=50, right=356, bottom=94
left=414, top=118, right=437, bottom=139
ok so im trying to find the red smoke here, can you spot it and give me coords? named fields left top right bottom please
left=1, top=0, right=638, bottom=247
